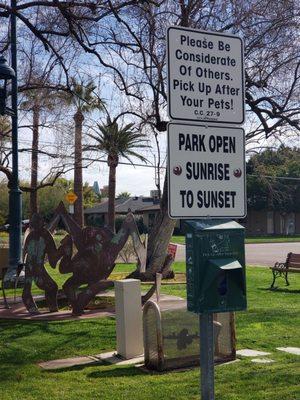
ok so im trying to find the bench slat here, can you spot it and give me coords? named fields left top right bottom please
left=288, top=254, right=300, bottom=263
left=288, top=268, right=300, bottom=273
left=288, top=262, right=300, bottom=269
left=287, top=252, right=300, bottom=269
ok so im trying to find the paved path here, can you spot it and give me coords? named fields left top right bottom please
left=245, top=242, right=300, bottom=266
left=174, top=242, right=300, bottom=267
left=0, top=293, right=185, bottom=321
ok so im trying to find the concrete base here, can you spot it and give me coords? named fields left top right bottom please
left=276, top=347, right=300, bottom=356
left=236, top=349, right=271, bottom=357
left=39, top=356, right=100, bottom=370
left=251, top=358, right=274, bottom=364
left=96, top=351, right=144, bottom=366
left=216, top=359, right=240, bottom=367
left=38, top=351, right=144, bottom=370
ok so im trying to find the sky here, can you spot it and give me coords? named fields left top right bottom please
left=72, top=128, right=167, bottom=196
left=16, top=112, right=168, bottom=197
left=82, top=162, right=166, bottom=197
left=8, top=26, right=300, bottom=199
left=15, top=111, right=300, bottom=198
left=11, top=49, right=169, bottom=197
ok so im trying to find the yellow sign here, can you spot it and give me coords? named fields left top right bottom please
left=65, top=192, right=78, bottom=204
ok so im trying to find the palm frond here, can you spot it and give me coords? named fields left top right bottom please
left=62, top=78, right=105, bottom=115
left=91, top=118, right=150, bottom=165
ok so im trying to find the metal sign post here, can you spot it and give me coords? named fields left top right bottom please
left=200, top=313, right=215, bottom=400
left=65, top=192, right=77, bottom=215
left=167, top=25, right=246, bottom=400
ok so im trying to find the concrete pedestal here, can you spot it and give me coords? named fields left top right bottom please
left=114, top=279, right=143, bottom=359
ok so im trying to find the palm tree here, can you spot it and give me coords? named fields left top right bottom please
left=62, top=78, right=105, bottom=227
left=20, top=84, right=57, bottom=216
left=89, top=117, right=149, bottom=232
left=117, top=191, right=131, bottom=199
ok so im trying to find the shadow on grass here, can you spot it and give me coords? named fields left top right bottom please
left=0, top=319, right=115, bottom=366
left=42, top=361, right=105, bottom=374
left=86, top=365, right=193, bottom=379
left=259, top=287, right=300, bottom=294
left=87, top=366, right=145, bottom=379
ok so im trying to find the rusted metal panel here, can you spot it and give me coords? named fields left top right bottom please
left=22, top=202, right=147, bottom=316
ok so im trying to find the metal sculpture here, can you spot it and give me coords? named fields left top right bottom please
left=22, top=214, right=64, bottom=314
left=53, top=202, right=147, bottom=315
left=21, top=203, right=148, bottom=316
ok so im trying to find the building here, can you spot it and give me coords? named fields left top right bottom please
left=240, top=210, right=300, bottom=236
left=85, top=193, right=300, bottom=236
left=84, top=195, right=160, bottom=229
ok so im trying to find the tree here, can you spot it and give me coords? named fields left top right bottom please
left=0, top=116, right=11, bottom=182
left=20, top=77, right=59, bottom=216
left=83, top=182, right=101, bottom=209
left=1, top=1, right=299, bottom=278
left=88, top=116, right=148, bottom=232
left=61, top=78, right=104, bottom=227
left=1, top=3, right=299, bottom=153
left=95, top=1, right=300, bottom=278
left=0, top=178, right=102, bottom=224
left=0, top=179, right=9, bottom=225
left=117, top=191, right=131, bottom=199
left=247, top=146, right=300, bottom=212
left=0, top=39, right=75, bottom=202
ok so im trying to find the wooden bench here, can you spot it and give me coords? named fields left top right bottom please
left=270, top=252, right=300, bottom=288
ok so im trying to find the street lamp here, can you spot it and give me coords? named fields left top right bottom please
left=1, top=0, right=23, bottom=292
left=0, top=53, right=22, bottom=293
left=0, top=56, right=15, bottom=116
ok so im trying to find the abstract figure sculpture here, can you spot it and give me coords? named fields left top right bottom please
left=22, top=214, right=63, bottom=314
left=22, top=202, right=147, bottom=316
left=58, top=203, right=147, bottom=315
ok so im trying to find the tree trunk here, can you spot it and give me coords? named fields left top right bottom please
left=107, top=156, right=117, bottom=232
left=30, top=105, right=39, bottom=216
left=146, top=173, right=176, bottom=272
left=74, top=110, right=84, bottom=228
left=129, top=173, right=177, bottom=280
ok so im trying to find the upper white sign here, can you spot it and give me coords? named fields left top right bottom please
left=167, top=26, right=245, bottom=124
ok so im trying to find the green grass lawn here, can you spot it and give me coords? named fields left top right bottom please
left=171, top=235, right=300, bottom=245
left=2, top=232, right=300, bottom=249
left=245, top=235, right=300, bottom=243
left=0, top=264, right=300, bottom=400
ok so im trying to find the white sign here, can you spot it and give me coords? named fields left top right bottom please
left=167, top=26, right=245, bottom=124
left=168, top=123, right=246, bottom=219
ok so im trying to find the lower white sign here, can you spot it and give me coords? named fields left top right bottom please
left=168, top=122, right=246, bottom=219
